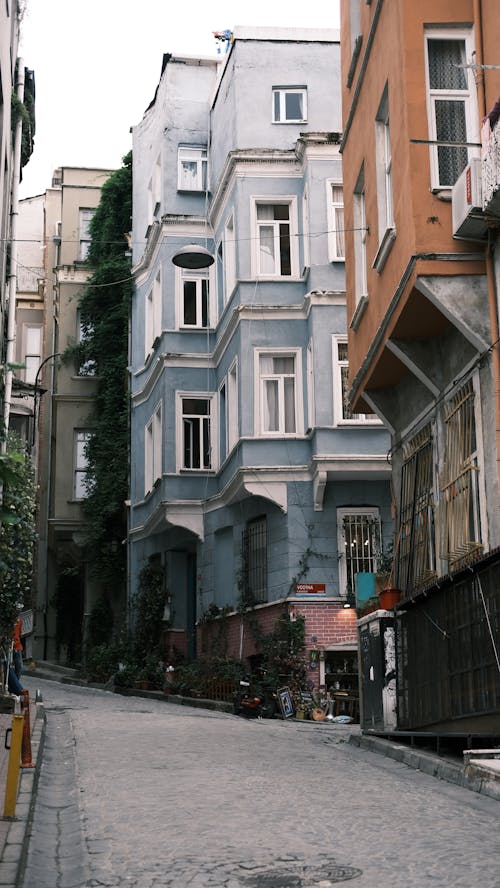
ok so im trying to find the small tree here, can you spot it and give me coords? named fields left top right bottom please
left=258, top=611, right=307, bottom=691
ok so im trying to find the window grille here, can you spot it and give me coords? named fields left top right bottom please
left=439, top=380, right=482, bottom=566
left=341, top=513, right=381, bottom=595
left=396, top=425, right=436, bottom=595
left=242, top=517, right=267, bottom=604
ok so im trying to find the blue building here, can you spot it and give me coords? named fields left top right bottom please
left=129, top=28, right=392, bottom=691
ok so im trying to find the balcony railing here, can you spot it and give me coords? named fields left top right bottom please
left=481, top=112, right=500, bottom=216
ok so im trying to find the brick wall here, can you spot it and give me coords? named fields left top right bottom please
left=193, top=599, right=357, bottom=679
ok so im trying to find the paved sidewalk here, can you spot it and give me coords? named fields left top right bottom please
left=0, top=699, right=44, bottom=887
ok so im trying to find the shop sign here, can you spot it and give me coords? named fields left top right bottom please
left=296, top=582, right=326, bottom=596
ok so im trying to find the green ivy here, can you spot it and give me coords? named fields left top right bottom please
left=62, top=153, right=132, bottom=596
left=0, top=432, right=36, bottom=636
left=133, top=561, right=168, bottom=661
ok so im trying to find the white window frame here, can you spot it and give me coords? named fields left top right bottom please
left=76, top=310, right=96, bottom=377
left=250, top=197, right=299, bottom=279
left=272, top=87, right=307, bottom=123
left=424, top=28, right=479, bottom=191
left=176, top=392, right=217, bottom=472
left=332, top=336, right=380, bottom=425
left=223, top=213, right=236, bottom=301
left=177, top=145, right=208, bottom=192
left=353, top=169, right=368, bottom=306
left=326, top=179, right=345, bottom=262
left=74, top=430, right=92, bottom=500
left=78, top=208, right=94, bottom=261
left=175, top=265, right=215, bottom=329
left=219, top=381, right=227, bottom=465
left=145, top=270, right=162, bottom=354
left=227, top=359, right=238, bottom=453
left=375, top=86, right=394, bottom=238
left=302, top=187, right=310, bottom=272
left=145, top=402, right=162, bottom=495
left=306, top=339, right=315, bottom=431
left=337, top=507, right=381, bottom=599
left=23, top=325, right=42, bottom=384
left=254, top=347, right=303, bottom=438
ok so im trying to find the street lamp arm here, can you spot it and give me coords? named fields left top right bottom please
left=31, top=353, right=61, bottom=448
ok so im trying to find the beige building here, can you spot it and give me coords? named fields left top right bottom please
left=16, top=167, right=115, bottom=662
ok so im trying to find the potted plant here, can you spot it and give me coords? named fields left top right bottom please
left=375, top=536, right=401, bottom=610
left=294, top=702, right=308, bottom=720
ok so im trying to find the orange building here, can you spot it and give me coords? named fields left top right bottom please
left=340, top=1, right=500, bottom=733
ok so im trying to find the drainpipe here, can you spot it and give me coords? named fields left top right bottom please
left=473, top=0, right=486, bottom=118
left=475, top=0, right=500, bottom=512
left=2, top=61, right=25, bottom=448
left=485, top=239, right=500, bottom=509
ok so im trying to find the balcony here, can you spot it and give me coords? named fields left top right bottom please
left=481, top=103, right=500, bottom=217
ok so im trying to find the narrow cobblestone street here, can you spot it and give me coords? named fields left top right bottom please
left=20, top=677, right=500, bottom=888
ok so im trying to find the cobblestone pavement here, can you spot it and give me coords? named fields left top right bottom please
left=20, top=677, right=500, bottom=888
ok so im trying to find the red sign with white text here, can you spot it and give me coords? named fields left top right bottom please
left=296, top=583, right=326, bottom=595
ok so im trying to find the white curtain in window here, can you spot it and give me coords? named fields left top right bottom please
left=260, top=356, right=295, bottom=432
left=180, top=161, right=198, bottom=189
left=258, top=225, right=276, bottom=273
left=284, top=377, right=295, bottom=432
left=263, top=379, right=279, bottom=431
left=428, top=39, right=467, bottom=90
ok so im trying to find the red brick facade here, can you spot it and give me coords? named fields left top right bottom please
left=163, top=599, right=358, bottom=692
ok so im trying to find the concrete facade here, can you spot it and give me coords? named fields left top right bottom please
left=130, top=28, right=392, bottom=695
left=26, top=167, right=115, bottom=662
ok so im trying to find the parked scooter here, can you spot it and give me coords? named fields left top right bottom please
left=233, top=674, right=278, bottom=718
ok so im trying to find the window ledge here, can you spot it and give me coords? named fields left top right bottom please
left=335, top=419, right=383, bottom=427
left=179, top=326, right=213, bottom=332
left=349, top=294, right=368, bottom=331
left=373, top=227, right=396, bottom=274
left=179, top=468, right=216, bottom=475
left=432, top=188, right=452, bottom=202
left=254, top=274, right=303, bottom=282
left=272, top=120, right=308, bottom=125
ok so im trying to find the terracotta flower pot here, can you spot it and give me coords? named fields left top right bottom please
left=379, top=586, right=401, bottom=610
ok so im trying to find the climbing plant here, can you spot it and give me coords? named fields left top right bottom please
left=133, top=560, right=168, bottom=660
left=62, top=152, right=132, bottom=598
left=0, top=432, right=36, bottom=636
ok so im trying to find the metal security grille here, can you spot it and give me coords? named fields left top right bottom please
left=397, top=425, right=436, bottom=597
left=439, top=380, right=482, bottom=567
left=342, top=513, right=380, bottom=595
left=397, top=559, right=500, bottom=729
left=242, top=517, right=267, bottom=604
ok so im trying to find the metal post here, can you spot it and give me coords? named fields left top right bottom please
left=3, top=714, right=24, bottom=817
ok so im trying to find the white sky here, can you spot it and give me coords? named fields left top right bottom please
left=18, top=1, right=340, bottom=199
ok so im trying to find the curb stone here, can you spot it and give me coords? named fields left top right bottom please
left=349, top=732, right=500, bottom=801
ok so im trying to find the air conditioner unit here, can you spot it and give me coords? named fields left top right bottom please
left=452, top=158, right=488, bottom=241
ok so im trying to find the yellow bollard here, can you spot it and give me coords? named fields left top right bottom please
left=3, top=714, right=24, bottom=817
